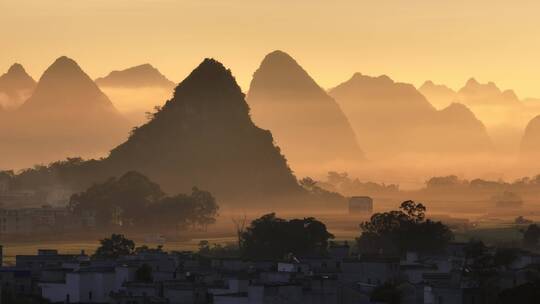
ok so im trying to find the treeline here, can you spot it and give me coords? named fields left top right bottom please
left=69, top=171, right=219, bottom=231
left=311, top=171, right=540, bottom=199
left=425, top=174, right=540, bottom=192
left=0, top=157, right=102, bottom=192
left=311, top=171, right=400, bottom=197
left=198, top=201, right=454, bottom=260
left=199, top=200, right=540, bottom=260
left=306, top=171, right=399, bottom=196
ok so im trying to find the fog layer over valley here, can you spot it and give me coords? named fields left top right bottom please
left=2, top=52, right=540, bottom=217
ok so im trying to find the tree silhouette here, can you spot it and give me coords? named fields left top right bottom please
left=93, top=234, right=135, bottom=259
left=357, top=201, right=453, bottom=255
left=240, top=213, right=334, bottom=259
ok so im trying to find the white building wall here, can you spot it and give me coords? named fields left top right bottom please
left=214, top=295, right=249, bottom=304
left=40, top=282, right=69, bottom=303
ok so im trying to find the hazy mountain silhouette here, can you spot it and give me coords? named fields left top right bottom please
left=95, top=64, right=175, bottom=127
left=420, top=78, right=530, bottom=154
left=520, top=115, right=540, bottom=158
left=0, top=63, right=36, bottom=110
left=95, top=64, right=175, bottom=88
left=420, top=78, right=524, bottom=120
left=457, top=78, right=521, bottom=106
left=329, top=73, right=492, bottom=157
left=0, top=56, right=130, bottom=169
left=418, top=80, right=457, bottom=109
left=247, top=50, right=363, bottom=171
left=435, top=103, right=493, bottom=153
left=98, top=58, right=304, bottom=204
left=455, top=78, right=524, bottom=129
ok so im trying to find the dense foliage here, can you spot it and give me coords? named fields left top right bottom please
left=240, top=213, right=334, bottom=259
left=318, top=171, right=399, bottom=196
left=425, top=174, right=540, bottom=192
left=93, top=234, right=135, bottom=259
left=68, top=171, right=218, bottom=230
left=198, top=240, right=240, bottom=258
left=299, top=177, right=347, bottom=205
left=135, top=264, right=153, bottom=283
left=357, top=200, right=454, bottom=255
left=522, top=224, right=540, bottom=249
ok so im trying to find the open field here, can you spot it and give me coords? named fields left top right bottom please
left=1, top=208, right=534, bottom=265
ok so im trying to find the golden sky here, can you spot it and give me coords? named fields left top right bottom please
left=2, top=0, right=540, bottom=97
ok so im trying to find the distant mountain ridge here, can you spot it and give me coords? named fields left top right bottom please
left=329, top=73, right=492, bottom=158
left=418, top=80, right=457, bottom=110
left=457, top=78, right=521, bottom=106
left=96, top=64, right=175, bottom=88
left=21, top=56, right=117, bottom=112
left=247, top=50, right=363, bottom=171
left=0, top=63, right=36, bottom=110
left=0, top=56, right=129, bottom=169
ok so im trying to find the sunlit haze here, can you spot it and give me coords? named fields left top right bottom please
left=2, top=0, right=540, bottom=97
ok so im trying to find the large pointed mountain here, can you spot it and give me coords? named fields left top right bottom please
left=21, top=57, right=118, bottom=112
left=100, top=58, right=303, bottom=203
left=0, top=63, right=36, bottom=110
left=329, top=74, right=492, bottom=158
left=95, top=64, right=175, bottom=88
left=246, top=51, right=363, bottom=171
left=0, top=56, right=129, bottom=169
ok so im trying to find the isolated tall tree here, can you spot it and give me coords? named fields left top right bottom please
left=93, top=234, right=135, bottom=259
left=357, top=200, right=453, bottom=255
left=240, top=213, right=334, bottom=259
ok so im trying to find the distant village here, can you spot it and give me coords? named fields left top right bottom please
left=0, top=198, right=536, bottom=303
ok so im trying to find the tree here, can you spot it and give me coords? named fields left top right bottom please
left=522, top=224, right=540, bottom=249
left=198, top=241, right=239, bottom=258
left=135, top=264, right=153, bottom=282
left=515, top=216, right=533, bottom=225
left=425, top=175, right=463, bottom=189
left=357, top=201, right=453, bottom=255
left=299, top=177, right=318, bottom=191
left=497, top=280, right=540, bottom=304
left=300, top=177, right=346, bottom=206
left=370, top=283, right=401, bottom=304
left=494, top=247, right=519, bottom=269
left=464, top=240, right=487, bottom=260
left=147, top=187, right=219, bottom=231
left=69, top=171, right=164, bottom=226
left=240, top=213, right=334, bottom=259
left=93, top=234, right=135, bottom=259
left=69, top=172, right=219, bottom=232
left=135, top=245, right=164, bottom=254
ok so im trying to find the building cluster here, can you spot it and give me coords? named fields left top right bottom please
left=0, top=242, right=539, bottom=304
left=0, top=175, right=72, bottom=209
